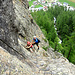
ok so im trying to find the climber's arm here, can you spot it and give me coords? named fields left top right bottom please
left=25, top=45, right=30, bottom=48
left=26, top=45, right=31, bottom=48
left=31, top=40, right=35, bottom=44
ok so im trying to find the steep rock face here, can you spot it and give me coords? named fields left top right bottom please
left=0, top=0, right=48, bottom=58
left=0, top=0, right=75, bottom=75
left=0, top=46, right=35, bottom=75
left=0, top=46, right=75, bottom=75
left=13, top=0, right=49, bottom=59
left=13, top=0, right=48, bottom=45
left=0, top=0, right=20, bottom=54
left=13, top=0, right=49, bottom=56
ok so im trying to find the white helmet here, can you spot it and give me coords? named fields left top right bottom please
left=33, top=36, right=36, bottom=38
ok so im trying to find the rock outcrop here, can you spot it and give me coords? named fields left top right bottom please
left=0, top=0, right=75, bottom=75
left=0, top=46, right=34, bottom=75
left=0, top=0, right=18, bottom=51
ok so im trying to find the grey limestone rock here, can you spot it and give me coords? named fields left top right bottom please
left=0, top=0, right=75, bottom=75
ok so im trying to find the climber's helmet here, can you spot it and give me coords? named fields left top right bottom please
left=33, top=36, right=36, bottom=39
left=27, top=41, right=30, bottom=44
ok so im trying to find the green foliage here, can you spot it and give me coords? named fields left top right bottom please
left=34, top=4, right=43, bottom=8
left=56, top=11, right=74, bottom=39
left=28, top=0, right=43, bottom=7
left=59, top=0, right=75, bottom=7
left=42, top=46, right=49, bottom=51
left=42, top=38, right=47, bottom=43
left=31, top=5, right=75, bottom=64
left=72, top=15, right=75, bottom=31
left=28, top=0, right=35, bottom=7
left=19, top=0, right=21, bottom=1
left=41, top=29, right=47, bottom=37
left=24, top=37, right=26, bottom=40
left=49, top=41, right=55, bottom=49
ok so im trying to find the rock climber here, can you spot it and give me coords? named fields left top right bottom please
left=31, top=36, right=40, bottom=51
left=25, top=41, right=35, bottom=53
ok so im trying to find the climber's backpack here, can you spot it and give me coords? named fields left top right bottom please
left=37, top=38, right=40, bottom=43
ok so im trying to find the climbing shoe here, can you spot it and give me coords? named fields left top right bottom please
left=37, top=48, right=39, bottom=52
